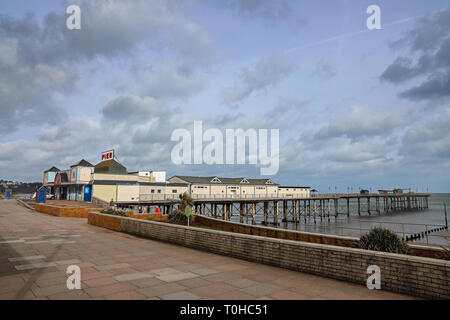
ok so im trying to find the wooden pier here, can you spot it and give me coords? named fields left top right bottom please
left=115, top=192, right=431, bottom=226
left=191, top=193, right=431, bottom=225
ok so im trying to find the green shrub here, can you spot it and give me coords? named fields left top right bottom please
left=101, top=208, right=126, bottom=217
left=168, top=210, right=188, bottom=224
left=354, top=227, right=411, bottom=255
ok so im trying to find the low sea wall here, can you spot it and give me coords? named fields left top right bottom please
left=192, top=215, right=449, bottom=260
left=35, top=203, right=101, bottom=218
left=88, top=212, right=450, bottom=299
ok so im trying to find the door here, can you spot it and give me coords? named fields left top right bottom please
left=38, top=189, right=46, bottom=203
left=84, top=185, right=92, bottom=202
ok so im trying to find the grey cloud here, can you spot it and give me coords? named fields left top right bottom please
left=313, top=105, right=418, bottom=141
left=222, top=54, right=293, bottom=104
left=134, top=62, right=205, bottom=100
left=101, top=95, right=174, bottom=123
left=381, top=8, right=450, bottom=101
left=401, top=108, right=450, bottom=160
left=0, top=0, right=213, bottom=135
left=324, top=142, right=387, bottom=163
left=400, top=70, right=450, bottom=100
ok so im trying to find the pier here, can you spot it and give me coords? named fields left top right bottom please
left=116, top=192, right=431, bottom=225
left=191, top=193, right=431, bottom=225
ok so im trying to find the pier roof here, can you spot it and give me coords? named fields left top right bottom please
left=170, top=176, right=278, bottom=185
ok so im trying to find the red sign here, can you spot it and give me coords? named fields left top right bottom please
left=101, top=150, right=114, bottom=161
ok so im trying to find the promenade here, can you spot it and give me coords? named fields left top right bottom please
left=0, top=200, right=414, bottom=300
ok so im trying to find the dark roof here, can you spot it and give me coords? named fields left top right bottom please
left=94, top=159, right=127, bottom=175
left=169, top=176, right=278, bottom=186
left=44, top=166, right=60, bottom=173
left=279, top=186, right=311, bottom=189
left=70, top=159, right=94, bottom=168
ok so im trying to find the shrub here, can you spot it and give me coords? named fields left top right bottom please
left=354, top=227, right=411, bottom=255
left=100, top=208, right=126, bottom=217
left=168, top=210, right=188, bottom=224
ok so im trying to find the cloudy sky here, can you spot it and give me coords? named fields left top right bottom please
left=0, top=0, right=449, bottom=192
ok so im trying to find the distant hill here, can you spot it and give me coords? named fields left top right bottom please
left=0, top=181, right=42, bottom=194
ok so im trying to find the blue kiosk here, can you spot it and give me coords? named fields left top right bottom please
left=36, top=186, right=47, bottom=204
left=5, top=189, right=12, bottom=199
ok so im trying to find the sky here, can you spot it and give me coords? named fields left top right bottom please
left=0, top=0, right=449, bottom=192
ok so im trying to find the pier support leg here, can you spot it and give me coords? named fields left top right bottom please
left=367, top=197, right=371, bottom=216
left=263, top=202, right=268, bottom=225
left=252, top=202, right=256, bottom=225
left=334, top=199, right=338, bottom=218
left=303, top=200, right=307, bottom=223
left=358, top=197, right=361, bottom=216
left=313, top=200, right=317, bottom=224
left=327, top=199, right=331, bottom=222
left=346, top=198, right=350, bottom=217
left=274, top=201, right=279, bottom=226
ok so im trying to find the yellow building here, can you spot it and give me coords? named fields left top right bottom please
left=167, top=176, right=279, bottom=199
left=278, top=186, right=311, bottom=198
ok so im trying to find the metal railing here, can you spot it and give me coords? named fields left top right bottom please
left=137, top=193, right=313, bottom=202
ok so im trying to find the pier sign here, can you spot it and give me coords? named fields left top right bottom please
left=101, top=149, right=114, bottom=162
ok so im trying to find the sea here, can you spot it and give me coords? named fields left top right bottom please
left=229, top=193, right=450, bottom=246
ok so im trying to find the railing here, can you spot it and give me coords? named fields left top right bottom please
left=191, top=194, right=288, bottom=200
left=137, top=193, right=313, bottom=202
left=134, top=192, right=430, bottom=203
left=138, top=194, right=181, bottom=202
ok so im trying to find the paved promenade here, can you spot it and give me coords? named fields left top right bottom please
left=0, top=200, right=415, bottom=300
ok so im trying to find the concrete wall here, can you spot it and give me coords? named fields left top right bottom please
left=117, top=185, right=139, bottom=202
left=93, top=184, right=117, bottom=202
left=88, top=212, right=450, bottom=299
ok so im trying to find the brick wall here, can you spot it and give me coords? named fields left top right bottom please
left=88, top=212, right=450, bottom=299
left=36, top=204, right=101, bottom=218
left=192, top=215, right=448, bottom=260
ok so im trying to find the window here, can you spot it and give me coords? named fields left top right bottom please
left=151, top=190, right=155, bottom=194
left=172, top=190, right=177, bottom=193
left=210, top=177, right=222, bottom=183
left=157, top=189, right=161, bottom=193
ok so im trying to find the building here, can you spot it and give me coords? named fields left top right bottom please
left=52, top=160, right=94, bottom=201
left=128, top=171, right=166, bottom=182
left=167, top=176, right=279, bottom=198
left=278, top=186, right=310, bottom=198
left=43, top=166, right=60, bottom=195
left=42, top=151, right=311, bottom=204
